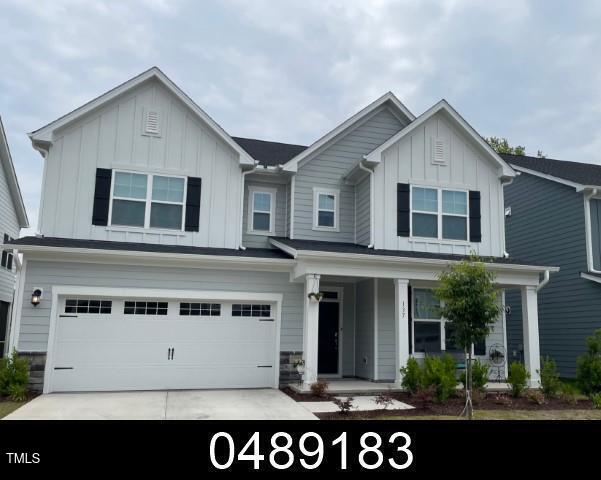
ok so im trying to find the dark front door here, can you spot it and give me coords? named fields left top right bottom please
left=0, top=301, right=9, bottom=358
left=318, top=301, right=339, bottom=374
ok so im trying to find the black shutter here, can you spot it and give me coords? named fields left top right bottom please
left=92, top=168, right=112, bottom=226
left=397, top=183, right=410, bottom=237
left=469, top=190, right=482, bottom=242
left=185, top=177, right=202, bottom=232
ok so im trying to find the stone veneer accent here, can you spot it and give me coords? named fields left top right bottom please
left=18, top=352, right=46, bottom=392
left=279, top=351, right=303, bottom=385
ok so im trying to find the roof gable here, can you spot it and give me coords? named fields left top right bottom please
left=0, top=117, right=29, bottom=228
left=282, top=92, right=415, bottom=172
left=29, top=67, right=254, bottom=166
left=365, top=100, right=515, bottom=179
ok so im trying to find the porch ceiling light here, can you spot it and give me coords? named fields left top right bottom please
left=31, top=288, right=42, bottom=306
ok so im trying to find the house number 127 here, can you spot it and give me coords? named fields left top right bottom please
left=209, top=431, right=413, bottom=470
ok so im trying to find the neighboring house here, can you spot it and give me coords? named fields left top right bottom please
left=503, top=153, right=601, bottom=378
left=2, top=67, right=555, bottom=394
left=0, top=117, right=29, bottom=357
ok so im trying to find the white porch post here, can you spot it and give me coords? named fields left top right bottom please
left=521, top=285, right=541, bottom=387
left=302, top=274, right=320, bottom=389
left=394, top=279, right=410, bottom=384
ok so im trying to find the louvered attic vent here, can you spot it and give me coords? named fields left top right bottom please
left=432, top=138, right=447, bottom=165
left=143, top=109, right=161, bottom=136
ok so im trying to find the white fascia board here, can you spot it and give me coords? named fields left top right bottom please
left=281, top=92, right=414, bottom=172
left=269, top=238, right=298, bottom=258
left=28, top=67, right=254, bottom=166
left=15, top=244, right=295, bottom=272
left=581, top=272, right=601, bottom=284
left=364, top=100, right=516, bottom=179
left=510, top=165, right=585, bottom=190
left=0, top=117, right=29, bottom=228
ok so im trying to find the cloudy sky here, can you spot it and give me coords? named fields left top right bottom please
left=2, top=0, right=601, bottom=235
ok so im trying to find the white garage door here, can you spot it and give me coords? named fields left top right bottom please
left=49, top=296, right=277, bottom=392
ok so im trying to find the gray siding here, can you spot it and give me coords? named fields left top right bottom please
left=591, top=199, right=601, bottom=270
left=505, top=173, right=601, bottom=377
left=376, top=279, right=396, bottom=380
left=18, top=260, right=304, bottom=353
left=242, top=174, right=288, bottom=248
left=0, top=159, right=20, bottom=304
left=355, top=279, right=375, bottom=379
left=355, top=176, right=370, bottom=245
left=293, top=107, right=404, bottom=243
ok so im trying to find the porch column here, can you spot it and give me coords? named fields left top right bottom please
left=394, top=278, right=410, bottom=384
left=302, top=274, right=320, bottom=389
left=521, top=285, right=541, bottom=387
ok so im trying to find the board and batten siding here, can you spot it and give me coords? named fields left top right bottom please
left=505, top=173, right=601, bottom=377
left=293, top=107, right=405, bottom=243
left=355, top=175, right=371, bottom=245
left=354, top=279, right=375, bottom=379
left=0, top=159, right=20, bottom=303
left=242, top=175, right=288, bottom=248
left=39, top=78, right=243, bottom=249
left=374, top=111, right=505, bottom=257
left=17, top=261, right=304, bottom=353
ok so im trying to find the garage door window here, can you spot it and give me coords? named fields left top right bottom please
left=179, top=303, right=221, bottom=316
left=124, top=301, right=168, bottom=315
left=65, top=299, right=112, bottom=314
left=232, top=304, right=271, bottom=317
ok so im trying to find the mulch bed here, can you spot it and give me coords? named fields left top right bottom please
left=282, top=388, right=594, bottom=420
left=0, top=390, right=40, bottom=403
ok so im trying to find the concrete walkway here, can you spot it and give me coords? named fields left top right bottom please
left=3, top=389, right=318, bottom=420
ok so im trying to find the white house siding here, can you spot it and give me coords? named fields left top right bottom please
left=374, top=111, right=505, bottom=257
left=17, top=260, right=304, bottom=353
left=0, top=159, right=20, bottom=304
left=354, top=279, right=375, bottom=379
left=355, top=175, right=371, bottom=245
left=293, top=108, right=405, bottom=243
left=242, top=174, right=288, bottom=248
left=38, top=78, right=242, bottom=249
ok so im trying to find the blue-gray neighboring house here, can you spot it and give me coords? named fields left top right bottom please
left=503, top=153, right=601, bottom=378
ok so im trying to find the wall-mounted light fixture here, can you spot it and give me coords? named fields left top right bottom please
left=31, top=288, right=43, bottom=306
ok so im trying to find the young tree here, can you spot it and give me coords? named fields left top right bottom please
left=435, top=255, right=501, bottom=419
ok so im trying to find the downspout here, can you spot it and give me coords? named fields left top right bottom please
left=536, top=270, right=550, bottom=292
left=238, top=163, right=258, bottom=250
left=358, top=160, right=375, bottom=248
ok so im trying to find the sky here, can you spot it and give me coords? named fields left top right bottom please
left=2, top=0, right=601, bottom=236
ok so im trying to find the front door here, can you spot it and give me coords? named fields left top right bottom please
left=318, top=301, right=339, bottom=375
left=0, top=301, right=9, bottom=358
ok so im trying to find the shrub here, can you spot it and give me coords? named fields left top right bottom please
left=576, top=329, right=601, bottom=396
left=413, top=386, right=436, bottom=408
left=422, top=354, right=458, bottom=402
left=558, top=382, right=578, bottom=406
left=460, top=359, right=489, bottom=392
left=332, top=396, right=354, bottom=415
left=7, top=384, right=28, bottom=402
left=309, top=380, right=329, bottom=398
left=591, top=393, right=601, bottom=410
left=374, top=390, right=394, bottom=410
left=0, top=350, right=29, bottom=396
left=526, top=390, right=546, bottom=405
left=507, top=362, right=529, bottom=398
left=400, top=357, right=423, bottom=394
left=538, top=356, right=561, bottom=397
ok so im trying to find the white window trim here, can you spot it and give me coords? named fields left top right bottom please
left=409, top=185, right=470, bottom=242
left=247, top=186, right=276, bottom=236
left=584, top=192, right=601, bottom=274
left=313, top=187, right=340, bottom=232
left=108, top=169, right=187, bottom=232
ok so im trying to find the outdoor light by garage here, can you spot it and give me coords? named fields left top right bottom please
left=31, top=288, right=43, bottom=306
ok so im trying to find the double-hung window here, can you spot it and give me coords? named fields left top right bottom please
left=248, top=187, right=275, bottom=234
left=313, top=188, right=339, bottom=230
left=1, top=234, right=14, bottom=271
left=110, top=171, right=185, bottom=230
left=411, top=186, right=468, bottom=241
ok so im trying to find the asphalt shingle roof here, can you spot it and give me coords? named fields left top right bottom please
left=232, top=137, right=308, bottom=167
left=501, top=153, right=601, bottom=187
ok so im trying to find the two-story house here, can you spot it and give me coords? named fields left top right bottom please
left=0, top=116, right=29, bottom=357
left=2, top=67, right=555, bottom=394
left=503, top=154, right=601, bottom=378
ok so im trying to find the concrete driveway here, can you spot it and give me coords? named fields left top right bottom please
left=3, top=389, right=317, bottom=420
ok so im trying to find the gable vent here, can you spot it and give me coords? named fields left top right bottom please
left=431, top=137, right=448, bottom=165
left=143, top=109, right=161, bottom=136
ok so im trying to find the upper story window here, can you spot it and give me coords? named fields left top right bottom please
left=313, top=188, right=339, bottom=231
left=1, top=234, right=14, bottom=271
left=411, top=186, right=468, bottom=241
left=248, top=187, right=275, bottom=235
left=110, top=171, right=186, bottom=230
left=588, top=197, right=601, bottom=272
